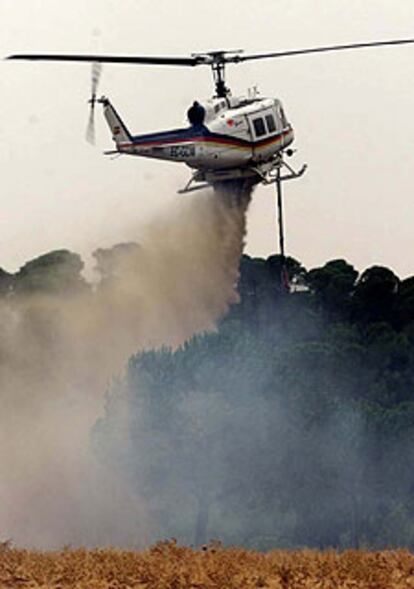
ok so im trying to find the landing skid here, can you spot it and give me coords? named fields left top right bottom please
left=177, top=181, right=211, bottom=195
left=253, top=157, right=307, bottom=185
left=178, top=153, right=307, bottom=194
left=178, top=167, right=256, bottom=194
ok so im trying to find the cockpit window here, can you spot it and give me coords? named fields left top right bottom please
left=279, top=107, right=288, bottom=127
left=265, top=114, right=276, bottom=133
left=253, top=117, right=266, bottom=137
left=213, top=101, right=226, bottom=114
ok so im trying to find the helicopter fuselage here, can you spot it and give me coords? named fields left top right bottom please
left=101, top=94, right=294, bottom=186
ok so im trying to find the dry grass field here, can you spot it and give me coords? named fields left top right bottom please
left=1, top=541, right=414, bottom=588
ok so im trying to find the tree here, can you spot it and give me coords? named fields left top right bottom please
left=307, top=259, right=358, bottom=317
left=14, top=250, right=89, bottom=296
left=93, top=243, right=141, bottom=287
left=0, top=269, right=14, bottom=297
left=352, top=266, right=399, bottom=324
left=92, top=254, right=414, bottom=550
left=395, top=277, right=414, bottom=329
left=93, top=335, right=273, bottom=546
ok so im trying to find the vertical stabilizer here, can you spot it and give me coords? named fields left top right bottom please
left=99, top=97, right=132, bottom=145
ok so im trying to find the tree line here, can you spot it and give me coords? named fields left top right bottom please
left=3, top=249, right=414, bottom=549
left=92, top=254, right=414, bottom=549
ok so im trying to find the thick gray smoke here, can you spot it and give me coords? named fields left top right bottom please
left=0, top=185, right=252, bottom=548
left=92, top=252, right=414, bottom=550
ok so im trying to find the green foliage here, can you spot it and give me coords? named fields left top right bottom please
left=395, top=277, right=414, bottom=329
left=352, top=266, right=400, bottom=324
left=13, top=250, right=89, bottom=296
left=307, top=259, right=358, bottom=317
left=0, top=268, right=14, bottom=296
left=91, top=253, right=414, bottom=550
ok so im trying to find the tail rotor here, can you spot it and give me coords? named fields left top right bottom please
left=86, top=62, right=102, bottom=145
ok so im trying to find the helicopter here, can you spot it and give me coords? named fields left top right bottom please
left=7, top=38, right=414, bottom=195
left=7, top=38, right=414, bottom=291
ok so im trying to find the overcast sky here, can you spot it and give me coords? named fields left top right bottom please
left=1, top=0, right=414, bottom=276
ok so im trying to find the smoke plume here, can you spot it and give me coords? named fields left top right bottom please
left=0, top=185, right=253, bottom=548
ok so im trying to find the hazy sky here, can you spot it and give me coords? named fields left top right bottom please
left=2, top=0, right=414, bottom=276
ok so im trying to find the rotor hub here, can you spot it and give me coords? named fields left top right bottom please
left=191, top=50, right=244, bottom=97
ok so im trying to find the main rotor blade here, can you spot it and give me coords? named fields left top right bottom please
left=233, top=38, right=414, bottom=63
left=8, top=38, right=414, bottom=70
left=91, top=62, right=102, bottom=96
left=7, top=53, right=199, bottom=66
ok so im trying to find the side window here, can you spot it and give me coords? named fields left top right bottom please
left=265, top=114, right=276, bottom=133
left=279, top=107, right=288, bottom=127
left=253, top=117, right=266, bottom=137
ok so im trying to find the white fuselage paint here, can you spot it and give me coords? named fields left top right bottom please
left=103, top=94, right=295, bottom=174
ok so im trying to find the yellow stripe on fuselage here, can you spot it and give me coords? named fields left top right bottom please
left=199, top=129, right=293, bottom=153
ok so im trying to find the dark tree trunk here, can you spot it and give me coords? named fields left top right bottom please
left=194, top=494, right=210, bottom=546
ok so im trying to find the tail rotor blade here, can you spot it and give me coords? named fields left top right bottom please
left=86, top=103, right=96, bottom=145
left=86, top=62, right=102, bottom=145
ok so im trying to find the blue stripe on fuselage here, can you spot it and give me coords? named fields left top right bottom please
left=128, top=123, right=292, bottom=149
left=131, top=124, right=207, bottom=145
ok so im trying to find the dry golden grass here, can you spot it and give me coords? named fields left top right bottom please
left=0, top=540, right=414, bottom=588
